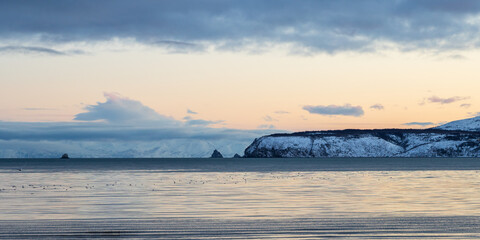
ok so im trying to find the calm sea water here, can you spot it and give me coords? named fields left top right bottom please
left=0, top=158, right=479, bottom=239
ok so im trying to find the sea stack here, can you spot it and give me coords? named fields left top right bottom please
left=61, top=153, right=70, bottom=159
left=210, top=149, right=223, bottom=158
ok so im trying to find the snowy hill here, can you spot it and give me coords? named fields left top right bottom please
left=435, top=116, right=480, bottom=132
left=244, top=120, right=480, bottom=158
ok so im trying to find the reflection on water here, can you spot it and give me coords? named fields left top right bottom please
left=1, top=167, right=480, bottom=220
left=0, top=158, right=479, bottom=239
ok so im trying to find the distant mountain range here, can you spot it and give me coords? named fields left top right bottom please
left=244, top=116, right=480, bottom=158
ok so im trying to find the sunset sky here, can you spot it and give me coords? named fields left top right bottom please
left=1, top=0, right=480, bottom=157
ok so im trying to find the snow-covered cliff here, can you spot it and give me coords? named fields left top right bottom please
left=244, top=117, right=480, bottom=158
left=434, top=116, right=480, bottom=132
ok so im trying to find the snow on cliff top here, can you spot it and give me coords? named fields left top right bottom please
left=435, top=116, right=480, bottom=132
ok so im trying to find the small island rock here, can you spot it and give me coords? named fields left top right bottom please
left=210, top=149, right=223, bottom=158
left=61, top=153, right=70, bottom=159
left=233, top=153, right=242, bottom=158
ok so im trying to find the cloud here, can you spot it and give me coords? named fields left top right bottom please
left=467, top=112, right=480, bottom=117
left=0, top=45, right=84, bottom=55
left=460, top=103, right=471, bottom=108
left=447, top=54, right=467, bottom=60
left=370, top=104, right=384, bottom=110
left=187, top=109, right=198, bottom=114
left=263, top=115, right=278, bottom=122
left=303, top=104, right=364, bottom=117
left=0, top=122, right=279, bottom=157
left=183, top=116, right=224, bottom=126
left=154, top=40, right=205, bottom=53
left=274, top=111, right=289, bottom=114
left=258, top=124, right=275, bottom=129
left=0, top=93, right=285, bottom=157
left=74, top=92, right=178, bottom=125
left=428, top=96, right=470, bottom=104
left=2, top=1, right=480, bottom=54
left=23, top=108, right=56, bottom=111
left=0, top=121, right=278, bottom=143
left=403, top=122, right=434, bottom=126
left=0, top=46, right=66, bottom=55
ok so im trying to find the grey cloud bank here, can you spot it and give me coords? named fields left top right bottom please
left=0, top=46, right=69, bottom=56
left=370, top=104, right=385, bottom=110
left=263, top=115, right=278, bottom=122
left=428, top=96, right=470, bottom=104
left=183, top=116, right=224, bottom=127
left=23, top=108, right=56, bottom=111
left=403, top=122, right=435, bottom=126
left=2, top=0, right=480, bottom=54
left=303, top=104, right=364, bottom=117
left=187, top=109, right=198, bottom=114
left=0, top=121, right=271, bottom=143
left=0, top=93, right=278, bottom=157
left=258, top=124, right=276, bottom=129
left=0, top=121, right=277, bottom=157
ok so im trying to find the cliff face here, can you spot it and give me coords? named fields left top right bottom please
left=244, top=117, right=480, bottom=158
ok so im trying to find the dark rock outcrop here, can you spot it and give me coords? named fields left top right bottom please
left=233, top=153, right=242, bottom=158
left=61, top=153, right=70, bottom=159
left=210, top=149, right=223, bottom=158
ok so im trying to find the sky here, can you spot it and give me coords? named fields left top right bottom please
left=1, top=0, right=480, bottom=157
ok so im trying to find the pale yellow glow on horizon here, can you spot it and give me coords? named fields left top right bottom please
left=0, top=46, right=479, bottom=131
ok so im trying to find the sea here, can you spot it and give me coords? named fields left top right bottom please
left=0, top=158, right=479, bottom=239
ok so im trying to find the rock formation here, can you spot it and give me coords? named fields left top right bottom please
left=210, top=149, right=223, bottom=158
